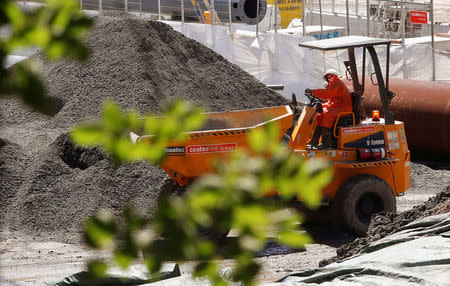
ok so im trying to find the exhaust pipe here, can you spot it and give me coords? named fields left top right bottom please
left=82, top=0, right=267, bottom=25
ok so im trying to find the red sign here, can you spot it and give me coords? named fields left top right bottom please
left=342, top=126, right=376, bottom=135
left=410, top=11, right=428, bottom=24
left=186, top=143, right=237, bottom=154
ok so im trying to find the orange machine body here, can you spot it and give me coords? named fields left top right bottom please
left=136, top=104, right=410, bottom=203
left=290, top=106, right=410, bottom=201
left=140, top=106, right=294, bottom=186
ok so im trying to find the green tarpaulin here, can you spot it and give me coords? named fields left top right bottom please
left=277, top=213, right=450, bottom=286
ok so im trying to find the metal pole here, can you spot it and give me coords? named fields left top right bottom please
left=80, top=0, right=82, bottom=11
left=211, top=0, right=215, bottom=25
left=319, top=0, right=323, bottom=39
left=125, top=0, right=128, bottom=11
left=99, top=0, right=102, bottom=13
left=401, top=0, right=406, bottom=78
left=355, top=0, right=358, bottom=15
left=275, top=0, right=278, bottom=33
left=158, top=0, right=161, bottom=20
left=345, top=0, right=350, bottom=35
left=386, top=43, right=390, bottom=90
left=228, top=0, right=232, bottom=32
left=23, top=0, right=26, bottom=6
left=139, top=0, right=142, bottom=17
left=401, top=0, right=405, bottom=41
left=332, top=0, right=335, bottom=13
left=302, top=0, right=306, bottom=36
left=256, top=0, right=260, bottom=36
left=430, top=0, right=436, bottom=81
left=366, top=0, right=370, bottom=36
left=181, top=0, right=185, bottom=25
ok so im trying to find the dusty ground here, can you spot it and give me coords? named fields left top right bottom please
left=2, top=162, right=449, bottom=285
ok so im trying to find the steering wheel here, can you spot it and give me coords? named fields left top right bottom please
left=304, top=90, right=323, bottom=106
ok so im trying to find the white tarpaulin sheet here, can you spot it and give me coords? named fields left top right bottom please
left=165, top=21, right=325, bottom=102
left=164, top=22, right=450, bottom=102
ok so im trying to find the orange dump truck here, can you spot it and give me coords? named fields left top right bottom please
left=131, top=37, right=411, bottom=235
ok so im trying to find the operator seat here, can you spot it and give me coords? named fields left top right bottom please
left=330, top=92, right=362, bottom=147
left=335, top=92, right=361, bottom=127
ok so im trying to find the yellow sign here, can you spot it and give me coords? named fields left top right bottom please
left=267, top=0, right=303, bottom=28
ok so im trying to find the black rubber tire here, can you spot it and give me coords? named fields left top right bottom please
left=157, top=177, right=180, bottom=206
left=332, top=175, right=396, bottom=236
left=157, top=177, right=230, bottom=241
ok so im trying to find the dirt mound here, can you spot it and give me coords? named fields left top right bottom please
left=199, top=118, right=234, bottom=130
left=319, top=186, right=450, bottom=267
left=0, top=13, right=286, bottom=242
left=53, top=134, right=105, bottom=170
left=0, top=139, right=27, bottom=222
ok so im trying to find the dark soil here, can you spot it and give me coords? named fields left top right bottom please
left=198, top=118, right=234, bottom=130
left=0, top=12, right=287, bottom=242
left=319, top=186, right=450, bottom=267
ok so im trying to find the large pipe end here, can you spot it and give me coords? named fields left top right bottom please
left=232, top=0, right=267, bottom=25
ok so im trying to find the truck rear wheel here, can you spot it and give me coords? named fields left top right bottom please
left=157, top=177, right=181, bottom=205
left=332, top=175, right=396, bottom=236
left=157, top=177, right=230, bottom=241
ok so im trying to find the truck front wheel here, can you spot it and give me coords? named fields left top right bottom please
left=332, top=175, right=396, bottom=236
left=157, top=177, right=230, bottom=241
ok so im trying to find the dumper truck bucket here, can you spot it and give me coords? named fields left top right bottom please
left=131, top=105, right=294, bottom=186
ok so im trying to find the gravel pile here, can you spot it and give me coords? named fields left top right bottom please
left=0, top=12, right=286, bottom=242
left=319, top=186, right=450, bottom=267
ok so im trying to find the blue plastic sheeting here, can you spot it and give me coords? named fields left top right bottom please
left=277, top=213, right=450, bottom=286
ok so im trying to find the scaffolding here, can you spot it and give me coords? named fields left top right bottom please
left=371, top=0, right=432, bottom=39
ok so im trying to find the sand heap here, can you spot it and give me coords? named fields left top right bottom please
left=0, top=13, right=287, bottom=242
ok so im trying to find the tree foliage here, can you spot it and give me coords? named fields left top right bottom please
left=72, top=102, right=332, bottom=285
left=0, top=2, right=332, bottom=284
left=0, top=0, right=92, bottom=114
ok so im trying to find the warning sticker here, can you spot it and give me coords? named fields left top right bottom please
left=410, top=11, right=427, bottom=24
left=387, top=130, right=400, bottom=151
left=186, top=143, right=237, bottom=154
left=342, top=126, right=376, bottom=135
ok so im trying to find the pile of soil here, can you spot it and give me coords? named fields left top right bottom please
left=0, top=12, right=287, bottom=242
left=320, top=186, right=450, bottom=267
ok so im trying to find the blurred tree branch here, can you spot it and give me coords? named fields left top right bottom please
left=0, top=0, right=92, bottom=114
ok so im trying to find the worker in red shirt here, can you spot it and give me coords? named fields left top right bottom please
left=307, top=69, right=353, bottom=149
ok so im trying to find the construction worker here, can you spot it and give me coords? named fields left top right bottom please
left=306, top=69, right=353, bottom=149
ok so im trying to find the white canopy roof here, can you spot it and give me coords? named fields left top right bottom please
left=299, top=36, right=392, bottom=51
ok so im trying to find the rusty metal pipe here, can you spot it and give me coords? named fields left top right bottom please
left=360, top=78, right=450, bottom=158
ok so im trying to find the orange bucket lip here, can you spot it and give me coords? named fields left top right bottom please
left=134, top=105, right=294, bottom=185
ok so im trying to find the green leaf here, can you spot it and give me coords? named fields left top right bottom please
left=193, top=261, right=218, bottom=278
left=102, top=101, right=124, bottom=131
left=277, top=230, right=311, bottom=249
left=4, top=3, right=25, bottom=29
left=248, top=128, right=266, bottom=153
left=113, top=250, right=133, bottom=270
left=145, top=255, right=162, bottom=275
left=87, top=259, right=108, bottom=279
left=70, top=125, right=104, bottom=146
left=83, top=210, right=116, bottom=249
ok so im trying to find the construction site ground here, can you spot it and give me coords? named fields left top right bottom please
left=1, top=13, right=449, bottom=285
left=2, top=163, right=449, bottom=285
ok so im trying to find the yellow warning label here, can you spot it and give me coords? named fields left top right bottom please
left=267, top=0, right=303, bottom=28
